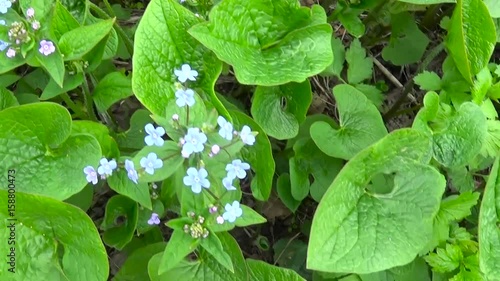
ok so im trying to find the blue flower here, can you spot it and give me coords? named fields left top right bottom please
left=175, top=88, right=195, bottom=107
left=222, top=177, right=236, bottom=191
left=0, top=19, right=6, bottom=25
left=144, top=123, right=165, bottom=147
left=222, top=201, right=243, bottom=223
left=183, top=167, right=210, bottom=193
left=97, top=158, right=117, bottom=177
left=217, top=116, right=233, bottom=141
left=0, top=40, right=8, bottom=52
left=225, top=159, right=250, bottom=180
left=125, top=159, right=138, bottom=184
left=83, top=166, right=98, bottom=185
left=140, top=152, right=163, bottom=175
left=239, top=125, right=256, bottom=146
left=182, top=128, right=207, bottom=156
left=0, top=0, right=12, bottom=14
left=174, top=64, right=198, bottom=83
left=148, top=213, right=160, bottom=225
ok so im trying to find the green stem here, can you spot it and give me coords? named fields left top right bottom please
left=102, top=0, right=116, bottom=17
left=82, top=76, right=99, bottom=122
left=88, top=2, right=134, bottom=56
left=60, top=93, right=87, bottom=119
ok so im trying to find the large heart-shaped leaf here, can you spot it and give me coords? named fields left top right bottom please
left=189, top=1, right=333, bottom=86
left=308, top=129, right=445, bottom=273
left=479, top=158, right=500, bottom=278
left=251, top=81, right=312, bottom=140
left=101, top=195, right=139, bottom=250
left=310, top=84, right=387, bottom=160
left=446, top=0, right=496, bottom=84
left=0, top=191, right=109, bottom=280
left=132, top=0, right=225, bottom=116
left=0, top=103, right=101, bottom=200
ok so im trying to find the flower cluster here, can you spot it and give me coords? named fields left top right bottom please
left=172, top=63, right=256, bottom=225
left=2, top=7, right=54, bottom=58
left=83, top=158, right=117, bottom=185
left=183, top=212, right=209, bottom=239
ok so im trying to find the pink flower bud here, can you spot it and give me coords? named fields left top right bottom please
left=211, top=145, right=220, bottom=155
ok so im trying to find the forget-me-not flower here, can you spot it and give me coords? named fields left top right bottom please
left=225, top=159, right=250, bottom=180
left=222, top=177, right=236, bottom=191
left=39, top=40, right=56, bottom=56
left=217, top=116, right=233, bottom=141
left=239, top=125, right=255, bottom=146
left=125, top=159, right=139, bottom=184
left=148, top=213, right=161, bottom=225
left=140, top=152, right=163, bottom=175
left=0, top=0, right=12, bottom=14
left=0, top=19, right=6, bottom=25
left=26, top=7, right=35, bottom=18
left=183, top=167, right=210, bottom=193
left=0, top=40, right=8, bottom=52
left=144, top=123, right=165, bottom=146
left=182, top=128, right=207, bottom=156
left=83, top=166, right=98, bottom=185
left=174, top=64, right=198, bottom=83
left=216, top=216, right=224, bottom=224
left=97, top=158, right=117, bottom=177
left=6, top=48, right=15, bottom=58
left=32, top=21, right=40, bottom=30
left=175, top=88, right=195, bottom=107
left=222, top=201, right=243, bottom=223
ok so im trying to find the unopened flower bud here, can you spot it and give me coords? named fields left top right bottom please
left=211, top=145, right=220, bottom=155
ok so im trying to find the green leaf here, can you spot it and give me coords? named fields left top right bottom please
left=448, top=166, right=475, bottom=193
left=0, top=103, right=101, bottom=200
left=0, top=52, right=27, bottom=75
left=189, top=1, right=333, bottom=86
left=116, top=109, right=154, bottom=150
left=40, top=72, right=84, bottom=100
left=354, top=84, right=385, bottom=110
left=290, top=138, right=344, bottom=202
left=478, top=157, right=500, bottom=278
left=308, top=129, right=445, bottom=273
left=35, top=42, right=65, bottom=87
left=472, top=67, right=493, bottom=104
left=101, top=195, right=139, bottom=250
left=480, top=120, right=500, bottom=158
left=235, top=205, right=267, bottom=227
left=0, top=191, right=109, bottom=280
left=137, top=200, right=164, bottom=234
left=382, top=12, right=430, bottom=65
left=200, top=231, right=234, bottom=272
left=310, top=84, right=387, bottom=160
left=413, top=93, right=487, bottom=167
left=107, top=168, right=153, bottom=209
left=425, top=244, right=463, bottom=272
left=229, top=110, right=275, bottom=201
left=251, top=81, right=312, bottom=140
left=19, top=0, right=54, bottom=19
left=321, top=37, right=345, bottom=77
left=396, top=0, right=455, bottom=3
left=93, top=72, right=132, bottom=113
left=60, top=0, right=87, bottom=23
left=438, top=191, right=480, bottom=222
left=59, top=18, right=115, bottom=61
left=276, top=173, right=302, bottom=212
left=114, top=242, right=167, bottom=281
left=64, top=184, right=93, bottom=211
left=485, top=0, right=500, bottom=17
left=133, top=0, right=225, bottom=117
left=149, top=232, right=249, bottom=280
left=158, top=230, right=200, bottom=275
left=50, top=0, right=80, bottom=40
left=346, top=39, right=373, bottom=84
left=336, top=2, right=365, bottom=38
left=0, top=88, right=19, bottom=110
left=71, top=120, right=120, bottom=158
left=247, top=259, right=306, bottom=281
left=446, top=0, right=496, bottom=84
left=414, top=71, right=442, bottom=91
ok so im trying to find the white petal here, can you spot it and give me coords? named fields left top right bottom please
left=144, top=135, right=154, bottom=146
left=144, top=123, right=155, bottom=134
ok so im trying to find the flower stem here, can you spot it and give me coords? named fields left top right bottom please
left=82, top=76, right=98, bottom=122
left=60, top=93, right=87, bottom=119
left=88, top=2, right=134, bottom=56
